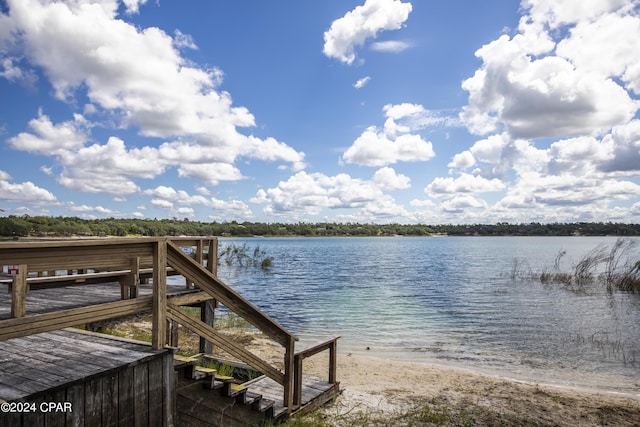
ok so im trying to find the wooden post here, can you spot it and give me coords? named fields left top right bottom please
left=200, top=238, right=218, bottom=354
left=130, top=256, right=140, bottom=299
left=329, top=339, right=337, bottom=384
left=152, top=239, right=167, bottom=350
left=166, top=319, right=179, bottom=348
left=11, top=264, right=27, bottom=318
left=283, top=335, right=295, bottom=413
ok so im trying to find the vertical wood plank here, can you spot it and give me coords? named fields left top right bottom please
left=66, top=382, right=85, bottom=427
left=134, top=363, right=149, bottom=427
left=11, top=264, right=27, bottom=318
left=102, top=371, right=118, bottom=427
left=163, top=353, right=175, bottom=427
left=44, top=389, right=67, bottom=427
left=22, top=395, right=45, bottom=427
left=85, top=376, right=102, bottom=426
left=148, top=357, right=164, bottom=427
left=118, top=367, right=135, bottom=427
left=152, top=239, right=167, bottom=350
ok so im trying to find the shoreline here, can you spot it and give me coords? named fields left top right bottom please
left=307, top=352, right=640, bottom=425
left=244, top=336, right=640, bottom=425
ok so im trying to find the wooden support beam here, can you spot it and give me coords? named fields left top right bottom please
left=11, top=264, right=27, bottom=318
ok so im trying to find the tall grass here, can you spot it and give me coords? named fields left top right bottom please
left=511, top=238, right=640, bottom=293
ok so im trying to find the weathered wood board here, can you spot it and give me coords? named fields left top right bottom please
left=0, top=329, right=174, bottom=427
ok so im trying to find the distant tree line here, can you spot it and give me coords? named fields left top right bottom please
left=0, top=215, right=639, bottom=238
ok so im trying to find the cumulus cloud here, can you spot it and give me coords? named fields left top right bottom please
left=342, top=103, right=436, bottom=166
left=0, top=170, right=57, bottom=204
left=251, top=171, right=409, bottom=221
left=323, top=0, right=412, bottom=65
left=460, top=1, right=639, bottom=139
left=372, top=167, right=411, bottom=190
left=2, top=0, right=305, bottom=195
left=144, top=185, right=254, bottom=220
left=9, top=111, right=89, bottom=154
left=426, top=173, right=506, bottom=196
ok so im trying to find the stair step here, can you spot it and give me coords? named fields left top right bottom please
left=173, top=354, right=198, bottom=365
left=226, top=382, right=247, bottom=398
left=253, top=397, right=276, bottom=414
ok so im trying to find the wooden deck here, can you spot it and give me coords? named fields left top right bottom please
left=0, top=279, right=197, bottom=320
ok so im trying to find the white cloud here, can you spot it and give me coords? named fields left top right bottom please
left=372, top=167, right=411, bottom=190
left=144, top=185, right=254, bottom=220
left=370, top=40, right=412, bottom=52
left=55, top=136, right=165, bottom=193
left=354, top=76, right=371, bottom=89
left=426, top=173, right=506, bottom=196
left=448, top=151, right=475, bottom=169
left=2, top=0, right=305, bottom=193
left=177, top=163, right=244, bottom=186
left=342, top=127, right=435, bottom=167
left=522, top=0, right=630, bottom=29
left=9, top=112, right=88, bottom=154
left=122, top=0, right=149, bottom=15
left=252, top=171, right=409, bottom=221
left=460, top=1, right=639, bottom=139
left=342, top=103, right=436, bottom=166
left=323, top=0, right=412, bottom=65
left=440, top=195, right=487, bottom=213
left=67, top=202, right=118, bottom=215
left=0, top=170, right=57, bottom=204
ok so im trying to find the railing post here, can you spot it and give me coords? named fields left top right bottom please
left=11, top=264, right=27, bottom=318
left=329, top=339, right=337, bottom=384
left=200, top=238, right=218, bottom=354
left=152, top=239, right=167, bottom=350
left=283, top=335, right=295, bottom=413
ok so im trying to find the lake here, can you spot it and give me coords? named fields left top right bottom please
left=207, top=236, right=640, bottom=395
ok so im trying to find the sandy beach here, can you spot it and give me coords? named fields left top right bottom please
left=245, top=337, right=640, bottom=426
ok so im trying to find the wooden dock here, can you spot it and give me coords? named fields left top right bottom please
left=0, top=237, right=340, bottom=426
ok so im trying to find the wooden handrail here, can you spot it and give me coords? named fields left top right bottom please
left=293, top=336, right=340, bottom=407
left=165, top=240, right=294, bottom=346
left=165, top=240, right=298, bottom=413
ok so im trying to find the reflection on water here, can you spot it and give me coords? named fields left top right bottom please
left=196, top=236, right=640, bottom=394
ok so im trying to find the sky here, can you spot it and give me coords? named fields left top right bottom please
left=0, top=0, right=639, bottom=225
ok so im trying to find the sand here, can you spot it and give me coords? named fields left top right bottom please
left=245, top=337, right=640, bottom=426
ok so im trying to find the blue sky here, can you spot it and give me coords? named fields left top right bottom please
left=1, top=0, right=639, bottom=224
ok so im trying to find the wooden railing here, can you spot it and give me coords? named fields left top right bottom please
left=0, top=237, right=337, bottom=414
left=293, top=336, right=339, bottom=407
left=164, top=240, right=297, bottom=410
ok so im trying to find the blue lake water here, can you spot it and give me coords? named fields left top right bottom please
left=204, top=236, right=640, bottom=394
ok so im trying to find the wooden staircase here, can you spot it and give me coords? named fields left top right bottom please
left=173, top=352, right=340, bottom=426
